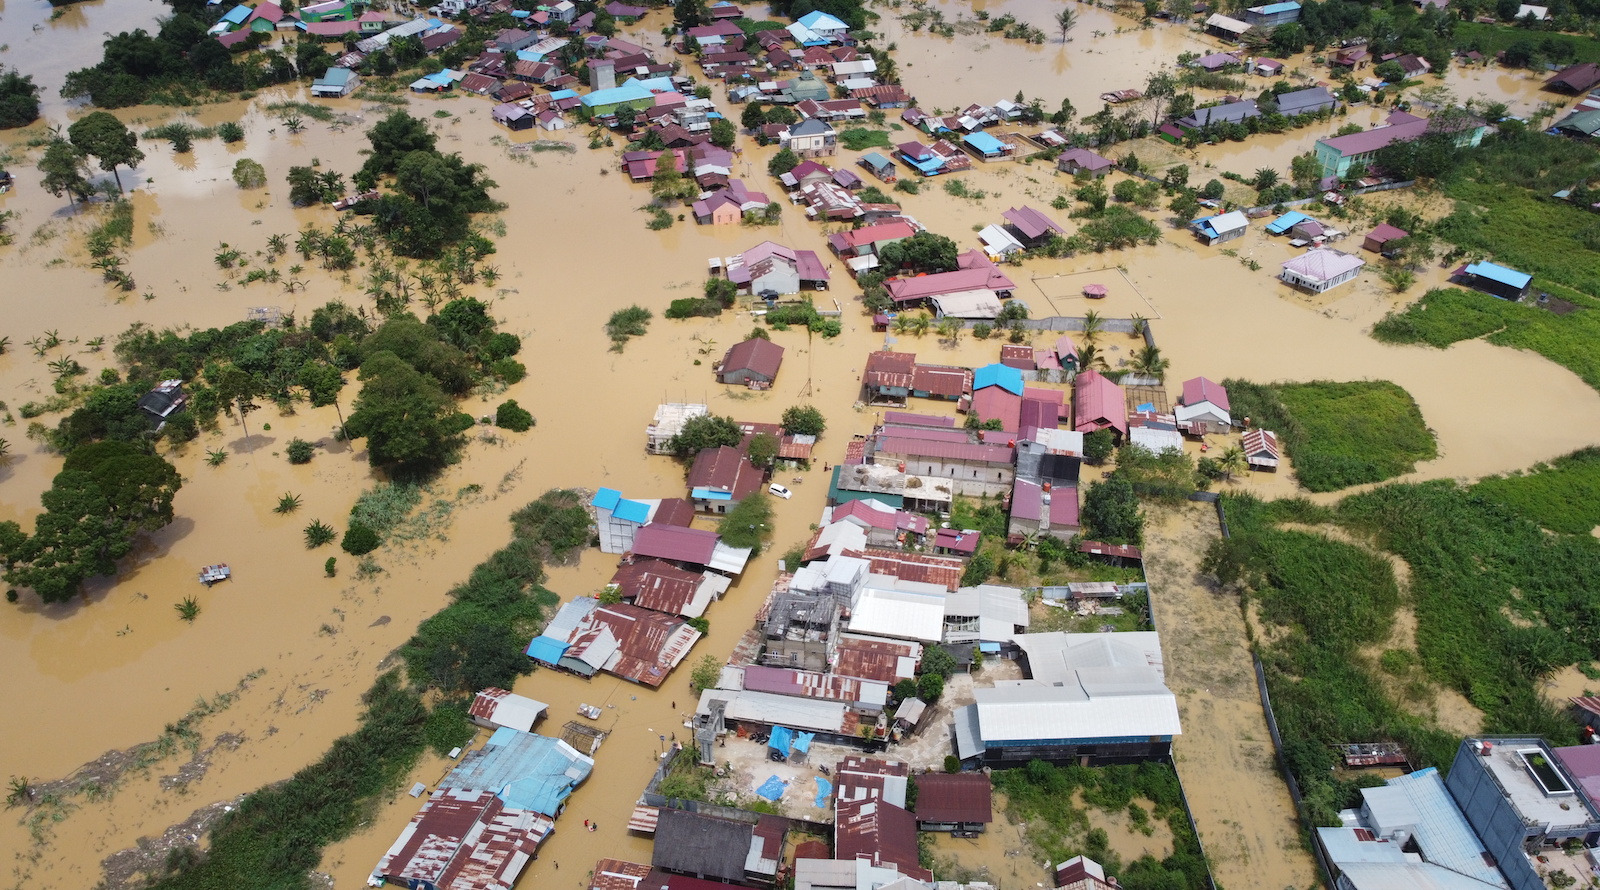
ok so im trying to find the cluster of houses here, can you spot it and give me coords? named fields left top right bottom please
left=367, top=688, right=593, bottom=890
left=208, top=0, right=411, bottom=49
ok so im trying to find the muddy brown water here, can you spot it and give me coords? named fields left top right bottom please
left=3, top=10, right=1600, bottom=890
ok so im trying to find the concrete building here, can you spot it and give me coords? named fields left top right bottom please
left=1446, top=739, right=1600, bottom=890
left=1279, top=248, right=1365, bottom=293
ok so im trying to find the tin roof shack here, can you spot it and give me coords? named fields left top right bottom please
left=953, top=631, right=1179, bottom=767
left=1445, top=739, right=1600, bottom=890
left=737, top=664, right=890, bottom=715
left=688, top=446, right=764, bottom=513
left=834, top=757, right=931, bottom=879
left=862, top=350, right=917, bottom=405
left=1317, top=767, right=1512, bottom=890
left=653, top=808, right=784, bottom=884
left=1546, top=62, right=1600, bottom=94
left=1243, top=0, right=1301, bottom=25
left=942, top=583, right=1030, bottom=644
left=1280, top=248, right=1364, bottom=293
left=1054, top=856, right=1116, bottom=890
left=718, top=337, right=785, bottom=386
left=1362, top=222, right=1409, bottom=254
left=1241, top=428, right=1281, bottom=470
left=527, top=597, right=703, bottom=686
left=469, top=688, right=549, bottom=732
left=370, top=788, right=553, bottom=890
left=137, top=379, right=189, bottom=428
left=1453, top=261, right=1532, bottom=301
left=609, top=556, right=729, bottom=618
left=1178, top=99, right=1259, bottom=129
left=914, top=772, right=993, bottom=832
left=1001, top=206, right=1066, bottom=247
left=1190, top=210, right=1247, bottom=245
left=1056, top=147, right=1114, bottom=177
left=1204, top=12, right=1251, bottom=39
left=588, top=859, right=661, bottom=890
left=1175, top=376, right=1232, bottom=435
left=444, top=726, right=596, bottom=815
left=1073, top=369, right=1128, bottom=442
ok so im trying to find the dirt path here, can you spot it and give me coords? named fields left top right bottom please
left=1143, top=503, right=1317, bottom=890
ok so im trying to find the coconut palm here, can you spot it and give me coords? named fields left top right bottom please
left=910, top=312, right=933, bottom=337
left=1056, top=7, right=1077, bottom=42
left=1219, top=446, right=1249, bottom=482
left=1080, top=309, right=1105, bottom=345
left=1130, top=345, right=1170, bottom=381
left=1128, top=313, right=1148, bottom=337
left=1076, top=343, right=1109, bottom=372
left=936, top=316, right=963, bottom=344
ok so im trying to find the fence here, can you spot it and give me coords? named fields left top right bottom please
left=1243, top=179, right=1418, bottom=214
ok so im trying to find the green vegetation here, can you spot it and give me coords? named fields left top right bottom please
left=669, top=414, right=743, bottom=460
left=1082, top=474, right=1144, bottom=545
left=838, top=128, right=893, bottom=151
left=606, top=305, right=652, bottom=351
left=0, top=67, right=42, bottom=129
left=303, top=520, right=336, bottom=549
left=763, top=299, right=842, bottom=337
left=273, top=492, right=302, bottom=514
left=174, top=596, right=201, bottom=622
left=69, top=112, right=144, bottom=193
left=690, top=654, right=721, bottom=695
left=1471, top=448, right=1600, bottom=534
left=657, top=746, right=717, bottom=801
left=341, top=523, right=380, bottom=556
left=781, top=404, right=826, bottom=437
left=995, top=760, right=1207, bottom=890
left=1223, top=380, right=1436, bottom=492
left=494, top=400, right=534, bottom=432
left=718, top=493, right=773, bottom=551
left=1454, top=20, right=1600, bottom=66
left=1372, top=288, right=1600, bottom=392
left=507, top=489, right=591, bottom=564
left=285, top=438, right=314, bottom=464
left=231, top=158, right=267, bottom=190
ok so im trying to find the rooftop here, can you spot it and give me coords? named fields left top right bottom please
left=1471, top=739, right=1598, bottom=830
left=914, top=772, right=993, bottom=824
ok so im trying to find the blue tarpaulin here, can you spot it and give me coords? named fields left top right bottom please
left=792, top=731, right=814, bottom=754
left=756, top=775, right=787, bottom=801
left=769, top=725, right=794, bottom=752
left=814, top=777, right=833, bottom=807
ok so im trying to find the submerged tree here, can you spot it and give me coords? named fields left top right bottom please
left=68, top=112, right=145, bottom=193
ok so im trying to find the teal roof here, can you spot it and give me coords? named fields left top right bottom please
left=580, top=81, right=653, bottom=108
left=1264, top=210, right=1308, bottom=234
left=1464, top=261, right=1531, bottom=289
left=692, top=487, right=734, bottom=501
left=828, top=465, right=904, bottom=509
left=221, top=4, right=252, bottom=24
left=973, top=363, right=1024, bottom=395
left=526, top=635, right=570, bottom=664
left=445, top=727, right=593, bottom=817
left=861, top=152, right=892, bottom=169
left=591, top=487, right=622, bottom=509
left=614, top=499, right=650, bottom=523
left=797, top=10, right=848, bottom=30
left=962, top=131, right=1006, bottom=155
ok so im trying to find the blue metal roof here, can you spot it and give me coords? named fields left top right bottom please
left=614, top=499, right=651, bottom=523
left=1251, top=1, right=1301, bottom=12
left=861, top=152, right=892, bottom=169
left=692, top=487, right=733, bottom=501
left=798, top=10, right=848, bottom=30
left=581, top=81, right=653, bottom=108
left=1265, top=210, right=1309, bottom=234
left=221, top=4, right=252, bottom=24
left=901, top=153, right=943, bottom=175
left=1464, top=260, right=1531, bottom=289
left=549, top=89, right=578, bottom=100
left=973, top=363, right=1024, bottom=395
left=962, top=131, right=1006, bottom=155
left=446, top=727, right=594, bottom=817
left=525, top=635, right=570, bottom=664
left=591, top=487, right=622, bottom=510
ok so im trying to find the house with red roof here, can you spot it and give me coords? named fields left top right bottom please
left=826, top=499, right=929, bottom=547
left=687, top=445, right=764, bottom=512
left=372, top=789, right=552, bottom=890
left=1009, top=478, right=1080, bottom=542
left=608, top=557, right=729, bottom=618
left=1001, top=206, right=1066, bottom=247
left=871, top=434, right=1015, bottom=498
left=827, top=220, right=918, bottom=258
left=970, top=363, right=1025, bottom=431
left=717, top=337, right=784, bottom=387
left=1362, top=222, right=1409, bottom=254
left=1073, top=369, right=1128, bottom=441
left=1176, top=376, right=1232, bottom=435
left=862, top=350, right=917, bottom=405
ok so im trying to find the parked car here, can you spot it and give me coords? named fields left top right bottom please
left=768, top=483, right=792, bottom=499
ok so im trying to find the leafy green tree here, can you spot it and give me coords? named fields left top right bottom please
left=344, top=351, right=474, bottom=474
left=1074, top=177, right=1108, bottom=215
left=428, top=297, right=495, bottom=351
left=214, top=365, right=265, bottom=441
left=709, top=117, right=737, bottom=149
left=741, top=101, right=768, bottom=130
left=0, top=68, right=42, bottom=129
left=63, top=441, right=183, bottom=531
left=894, top=679, right=918, bottom=701
left=767, top=146, right=800, bottom=178
left=747, top=431, right=779, bottom=468
left=674, top=0, right=709, bottom=29
left=495, top=399, right=534, bottom=432
left=669, top=413, right=743, bottom=458
left=718, top=493, right=773, bottom=550
left=920, top=643, right=957, bottom=679
left=781, top=404, right=826, bottom=437
left=1083, top=428, right=1115, bottom=465
left=690, top=653, right=721, bottom=693
left=877, top=231, right=959, bottom=274
left=917, top=672, right=944, bottom=701
left=68, top=111, right=145, bottom=193
left=232, top=158, right=267, bottom=189
left=357, top=110, right=437, bottom=187
left=287, top=166, right=322, bottom=206
left=1082, top=473, right=1143, bottom=544
left=341, top=522, right=380, bottom=555
left=298, top=360, right=347, bottom=435
left=38, top=140, right=93, bottom=207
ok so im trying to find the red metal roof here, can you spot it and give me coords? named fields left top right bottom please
left=611, top=558, right=701, bottom=615
left=1000, top=344, right=1036, bottom=370
left=876, top=435, right=1014, bottom=464
left=652, top=498, right=697, bottom=528
left=1077, top=540, right=1143, bottom=561
left=380, top=789, right=552, bottom=890
left=913, top=773, right=993, bottom=824
left=721, top=337, right=785, bottom=381
left=591, top=603, right=700, bottom=687
left=863, top=350, right=916, bottom=391
left=631, top=524, right=718, bottom=564
left=687, top=446, right=764, bottom=499
left=1181, top=376, right=1230, bottom=411
left=835, top=798, right=928, bottom=879
left=970, top=387, right=1021, bottom=431
left=1364, top=222, right=1409, bottom=245
left=863, top=549, right=963, bottom=591
left=1073, top=369, right=1128, bottom=436
left=833, top=637, right=918, bottom=682
left=886, top=267, right=1015, bottom=302
left=590, top=860, right=659, bottom=890
left=742, top=665, right=874, bottom=702
left=911, top=364, right=971, bottom=398
left=934, top=528, right=979, bottom=554
left=1001, top=205, right=1065, bottom=240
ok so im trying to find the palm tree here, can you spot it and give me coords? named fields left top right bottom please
left=936, top=316, right=963, bottom=344
left=1080, top=309, right=1105, bottom=345
left=1076, top=343, right=1109, bottom=372
left=1219, top=447, right=1249, bottom=482
left=910, top=312, right=933, bottom=337
left=1130, top=345, right=1170, bottom=381
left=1254, top=168, right=1279, bottom=189
left=892, top=312, right=914, bottom=336
left=1055, top=7, right=1077, bottom=42
left=1128, top=313, right=1148, bottom=338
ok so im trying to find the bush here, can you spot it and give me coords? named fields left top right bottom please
left=495, top=399, right=534, bottom=432
left=606, top=305, right=652, bottom=351
left=341, top=522, right=381, bottom=555
left=286, top=438, right=315, bottom=464
left=232, top=158, right=267, bottom=189
left=217, top=121, right=245, bottom=143
left=1083, top=428, right=1115, bottom=465
left=665, top=297, right=724, bottom=319
left=943, top=755, right=961, bottom=773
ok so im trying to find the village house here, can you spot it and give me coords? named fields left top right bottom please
left=824, top=499, right=929, bottom=547
left=911, top=364, right=971, bottom=401
left=1362, top=222, right=1409, bottom=254
left=1546, top=62, right=1600, bottom=94
left=932, top=527, right=980, bottom=558
left=310, top=66, right=359, bottom=98
left=858, top=152, right=898, bottom=182
left=1453, top=260, right=1532, bottom=300
left=828, top=220, right=918, bottom=258
left=371, top=788, right=553, bottom=890
left=1252, top=57, right=1284, bottom=76
left=1279, top=248, right=1365, bottom=293
left=1056, top=147, right=1115, bottom=179
left=1129, top=410, right=1184, bottom=454
left=970, top=362, right=1025, bottom=429
left=1243, top=0, right=1301, bottom=25
left=652, top=808, right=784, bottom=885
left=1204, top=14, right=1252, bottom=40
left=725, top=241, right=831, bottom=295
left=1001, top=205, right=1066, bottom=247
left=1274, top=85, right=1336, bottom=116
left=1190, top=209, right=1248, bottom=245
left=608, top=556, right=729, bottom=618
left=687, top=445, right=764, bottom=512
left=954, top=631, right=1181, bottom=767
left=717, top=337, right=785, bottom=387
left=962, top=131, right=1014, bottom=161
left=895, top=139, right=972, bottom=176
left=853, top=83, right=911, bottom=107
left=1178, top=98, right=1260, bottom=129
left=834, top=757, right=932, bottom=878
left=1242, top=428, right=1281, bottom=470
left=646, top=402, right=708, bottom=455
left=692, top=179, right=771, bottom=225
left=137, top=379, right=188, bottom=428
left=790, top=9, right=850, bottom=44
left=1193, top=49, right=1243, bottom=71
left=1313, top=109, right=1486, bottom=179
left=1073, top=369, right=1128, bottom=442
left=526, top=597, right=702, bottom=686
left=869, top=433, right=1015, bottom=498
left=592, top=489, right=694, bottom=554
left=468, top=687, right=548, bottom=733
left=1055, top=856, right=1117, bottom=890
left=628, top=523, right=753, bottom=575
left=1445, top=738, right=1600, bottom=890
left=1176, top=376, right=1232, bottom=434
left=913, top=773, right=993, bottom=833
left=1008, top=478, right=1080, bottom=542
left=886, top=254, right=1015, bottom=314
left=782, top=117, right=839, bottom=158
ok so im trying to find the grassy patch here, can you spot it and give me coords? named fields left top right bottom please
left=1372, top=287, right=1600, bottom=391
left=994, top=761, right=1207, bottom=890
left=838, top=128, right=893, bottom=151
left=1223, top=380, right=1436, bottom=492
left=1453, top=21, right=1600, bottom=64
left=1470, top=447, right=1600, bottom=535
left=606, top=304, right=652, bottom=350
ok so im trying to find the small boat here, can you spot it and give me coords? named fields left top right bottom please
left=578, top=703, right=602, bottom=720
left=199, top=564, right=231, bottom=586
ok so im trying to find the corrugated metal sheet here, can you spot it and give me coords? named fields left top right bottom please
left=847, top=588, right=946, bottom=643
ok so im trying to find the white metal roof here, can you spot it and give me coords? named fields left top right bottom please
left=475, top=691, right=548, bottom=732
left=1174, top=402, right=1231, bottom=426
left=697, top=688, right=849, bottom=733
left=1016, top=631, right=1167, bottom=684
left=847, top=588, right=947, bottom=643
left=1130, top=425, right=1185, bottom=455
left=974, top=681, right=1182, bottom=741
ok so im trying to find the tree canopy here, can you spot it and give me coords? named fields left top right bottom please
left=38, top=140, right=93, bottom=206
left=781, top=404, right=826, bottom=437
left=344, top=351, right=475, bottom=475
left=1082, top=473, right=1144, bottom=544
left=69, top=112, right=145, bottom=193
left=670, top=413, right=744, bottom=458
left=0, top=67, right=42, bottom=129
left=877, top=231, right=959, bottom=274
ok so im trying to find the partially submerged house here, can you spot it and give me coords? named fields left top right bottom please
left=469, top=688, right=549, bottom=732
left=1453, top=260, right=1532, bottom=300
left=1176, top=376, right=1232, bottom=434
left=1243, top=0, right=1301, bottom=25
left=652, top=808, right=785, bottom=885
left=1056, top=147, right=1115, bottom=177
left=1072, top=369, right=1128, bottom=442
left=1546, top=62, right=1600, bottom=94
left=913, top=772, right=993, bottom=833
left=1313, top=109, right=1486, bottom=179
left=311, top=67, right=359, bottom=98
left=1001, top=206, right=1066, bottom=247
left=1190, top=210, right=1248, bottom=245
left=726, top=241, right=830, bottom=295
left=782, top=117, right=839, bottom=158
left=1177, top=99, right=1260, bottom=130
left=370, top=788, right=553, bottom=890
left=526, top=597, right=702, bottom=687
left=137, top=379, right=188, bottom=428
left=1241, top=428, right=1280, bottom=470
left=1279, top=248, right=1365, bottom=293
left=687, top=445, right=764, bottom=512
left=1362, top=222, right=1408, bottom=254
left=1274, top=85, right=1335, bottom=116
left=717, top=337, right=785, bottom=386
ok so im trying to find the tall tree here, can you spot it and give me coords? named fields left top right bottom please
left=1055, top=7, right=1077, bottom=42
left=0, top=67, right=42, bottom=129
left=1144, top=69, right=1176, bottom=126
left=358, top=110, right=438, bottom=186
left=68, top=111, right=144, bottom=193
left=38, top=140, right=93, bottom=207
left=298, top=360, right=348, bottom=437
left=674, top=0, right=709, bottom=30
left=344, top=351, right=473, bottom=473
left=214, top=366, right=264, bottom=443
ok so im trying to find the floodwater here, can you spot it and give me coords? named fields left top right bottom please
left=2, top=11, right=1600, bottom=890
left=0, top=0, right=171, bottom=120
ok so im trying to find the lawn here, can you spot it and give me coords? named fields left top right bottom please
left=1453, top=21, right=1600, bottom=64
left=1471, top=447, right=1600, bottom=534
left=1372, top=287, right=1600, bottom=392
left=1223, top=380, right=1437, bottom=492
left=837, top=128, right=893, bottom=151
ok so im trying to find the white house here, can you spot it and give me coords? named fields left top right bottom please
left=1279, top=248, right=1364, bottom=293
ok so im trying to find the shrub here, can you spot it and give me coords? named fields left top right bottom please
left=286, top=438, right=315, bottom=464
left=495, top=399, right=534, bottom=432
left=217, top=121, right=245, bottom=143
left=304, top=520, right=336, bottom=548
left=341, top=522, right=380, bottom=555
left=232, top=158, right=267, bottom=189
left=606, top=305, right=652, bottom=351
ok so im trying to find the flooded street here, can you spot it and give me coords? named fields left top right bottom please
left=1, top=7, right=1599, bottom=889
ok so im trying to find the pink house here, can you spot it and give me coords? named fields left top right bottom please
left=1073, top=369, right=1127, bottom=440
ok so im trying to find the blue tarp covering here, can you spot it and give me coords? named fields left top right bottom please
left=1464, top=261, right=1532, bottom=289
left=1265, top=210, right=1309, bottom=235
left=792, top=731, right=814, bottom=753
left=525, top=635, right=570, bottom=664
left=614, top=499, right=650, bottom=523
left=757, top=775, right=787, bottom=801
left=962, top=131, right=1006, bottom=156
left=447, top=727, right=593, bottom=816
left=591, top=487, right=622, bottom=509
left=814, top=776, right=833, bottom=807
left=769, top=725, right=794, bottom=752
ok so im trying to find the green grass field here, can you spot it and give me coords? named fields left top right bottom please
left=1454, top=21, right=1600, bottom=64
left=1471, top=447, right=1600, bottom=534
left=1224, top=380, right=1437, bottom=492
left=838, top=128, right=894, bottom=151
